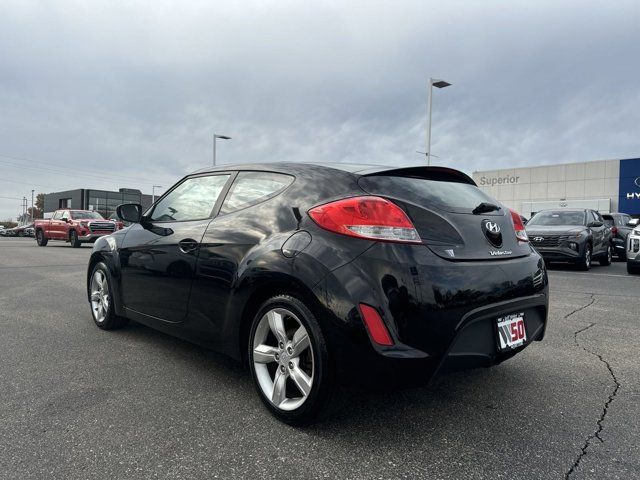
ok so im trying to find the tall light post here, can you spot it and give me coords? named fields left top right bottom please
left=425, top=78, right=451, bottom=166
left=152, top=185, right=163, bottom=204
left=213, top=133, right=232, bottom=166
left=31, top=189, right=35, bottom=221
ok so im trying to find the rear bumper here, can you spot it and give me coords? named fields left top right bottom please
left=313, top=243, right=548, bottom=384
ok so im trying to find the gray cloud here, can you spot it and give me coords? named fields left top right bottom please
left=1, top=0, right=639, bottom=218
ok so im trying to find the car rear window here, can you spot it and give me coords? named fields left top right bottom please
left=358, top=175, right=496, bottom=211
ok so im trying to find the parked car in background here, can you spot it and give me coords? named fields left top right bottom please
left=87, top=162, right=548, bottom=424
left=627, top=223, right=640, bottom=274
left=23, top=224, right=35, bottom=237
left=526, top=209, right=612, bottom=270
left=34, top=210, right=117, bottom=247
left=8, top=224, right=33, bottom=237
left=602, top=213, right=637, bottom=260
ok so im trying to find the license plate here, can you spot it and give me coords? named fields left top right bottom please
left=496, top=313, right=526, bottom=351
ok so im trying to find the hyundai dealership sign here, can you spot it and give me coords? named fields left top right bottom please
left=618, top=158, right=640, bottom=214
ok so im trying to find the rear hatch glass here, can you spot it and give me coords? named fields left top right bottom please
left=358, top=173, right=530, bottom=261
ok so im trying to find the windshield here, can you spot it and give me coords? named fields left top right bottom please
left=528, top=211, right=585, bottom=226
left=71, top=211, right=104, bottom=220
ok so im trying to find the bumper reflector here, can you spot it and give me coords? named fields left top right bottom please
left=358, top=303, right=394, bottom=346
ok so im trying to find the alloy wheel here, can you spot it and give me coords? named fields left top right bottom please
left=90, top=270, right=110, bottom=323
left=252, top=308, right=314, bottom=411
left=585, top=247, right=591, bottom=268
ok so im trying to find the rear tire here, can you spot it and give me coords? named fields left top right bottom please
left=578, top=244, right=592, bottom=271
left=88, top=262, right=129, bottom=330
left=599, top=245, right=612, bottom=266
left=70, top=230, right=81, bottom=248
left=36, top=230, right=48, bottom=246
left=248, top=294, right=333, bottom=425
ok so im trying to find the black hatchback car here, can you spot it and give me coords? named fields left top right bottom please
left=87, top=163, right=548, bottom=424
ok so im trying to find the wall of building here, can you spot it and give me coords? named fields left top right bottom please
left=43, top=189, right=84, bottom=214
left=473, top=159, right=621, bottom=218
left=44, top=189, right=153, bottom=218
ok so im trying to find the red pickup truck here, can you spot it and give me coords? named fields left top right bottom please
left=34, top=209, right=119, bottom=247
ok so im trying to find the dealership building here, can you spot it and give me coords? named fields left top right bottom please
left=472, top=157, right=640, bottom=218
left=43, top=188, right=153, bottom=219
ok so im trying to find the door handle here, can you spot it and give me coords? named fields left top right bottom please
left=178, top=239, right=199, bottom=254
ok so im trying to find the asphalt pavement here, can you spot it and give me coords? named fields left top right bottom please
left=1, top=237, right=639, bottom=479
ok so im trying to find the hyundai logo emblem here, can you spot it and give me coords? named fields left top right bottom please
left=635, top=177, right=640, bottom=188
left=533, top=236, right=544, bottom=242
left=485, top=221, right=500, bottom=234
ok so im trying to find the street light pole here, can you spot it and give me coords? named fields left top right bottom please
left=31, top=189, right=34, bottom=221
left=213, top=133, right=232, bottom=166
left=425, top=78, right=451, bottom=166
left=152, top=185, right=163, bottom=204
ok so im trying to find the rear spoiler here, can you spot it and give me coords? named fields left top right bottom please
left=355, top=166, right=476, bottom=186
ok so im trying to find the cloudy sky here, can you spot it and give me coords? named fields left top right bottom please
left=1, top=0, right=639, bottom=219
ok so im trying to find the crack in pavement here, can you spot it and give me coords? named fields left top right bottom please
left=565, top=294, right=621, bottom=479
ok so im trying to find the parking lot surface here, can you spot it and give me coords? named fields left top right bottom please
left=1, top=237, right=639, bottom=479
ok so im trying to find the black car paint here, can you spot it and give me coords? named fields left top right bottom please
left=88, top=163, right=548, bottom=383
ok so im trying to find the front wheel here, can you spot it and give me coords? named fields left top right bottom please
left=578, top=244, right=592, bottom=271
left=599, top=245, right=612, bottom=266
left=248, top=295, right=333, bottom=425
left=70, top=230, right=81, bottom=248
left=89, top=262, right=129, bottom=330
left=36, top=230, right=48, bottom=246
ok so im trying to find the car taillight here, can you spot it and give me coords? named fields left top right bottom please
left=308, top=196, right=421, bottom=244
left=509, top=209, right=528, bottom=242
left=611, top=226, right=618, bottom=236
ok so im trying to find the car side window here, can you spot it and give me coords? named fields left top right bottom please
left=61, top=211, right=70, bottom=221
left=220, top=172, right=294, bottom=215
left=52, top=211, right=62, bottom=220
left=149, top=174, right=231, bottom=222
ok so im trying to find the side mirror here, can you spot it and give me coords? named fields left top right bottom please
left=116, top=203, right=143, bottom=223
left=588, top=221, right=603, bottom=228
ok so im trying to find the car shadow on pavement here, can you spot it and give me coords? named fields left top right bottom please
left=109, top=320, right=530, bottom=438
